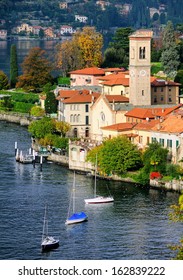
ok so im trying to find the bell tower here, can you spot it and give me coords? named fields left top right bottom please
left=129, top=30, right=153, bottom=106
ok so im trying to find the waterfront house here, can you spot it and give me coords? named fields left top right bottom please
left=61, top=89, right=100, bottom=138
left=16, top=23, right=33, bottom=34
left=0, top=29, right=7, bottom=40
left=150, top=112, right=183, bottom=164
left=60, top=25, right=76, bottom=35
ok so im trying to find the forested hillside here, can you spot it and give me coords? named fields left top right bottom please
left=0, top=0, right=183, bottom=31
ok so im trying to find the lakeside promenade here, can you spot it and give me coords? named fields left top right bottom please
left=1, top=111, right=183, bottom=193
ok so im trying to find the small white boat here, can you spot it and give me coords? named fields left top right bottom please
left=41, top=205, right=59, bottom=251
left=19, top=154, right=33, bottom=164
left=65, top=171, right=88, bottom=225
left=85, top=195, right=114, bottom=204
left=84, top=155, right=114, bottom=205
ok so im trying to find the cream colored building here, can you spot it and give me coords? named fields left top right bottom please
left=90, top=94, right=129, bottom=141
left=17, top=23, right=33, bottom=34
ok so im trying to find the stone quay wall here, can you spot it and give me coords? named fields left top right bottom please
left=150, top=179, right=183, bottom=192
left=0, top=112, right=31, bottom=126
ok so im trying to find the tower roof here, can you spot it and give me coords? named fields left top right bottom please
left=129, top=29, right=153, bottom=39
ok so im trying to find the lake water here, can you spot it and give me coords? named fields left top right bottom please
left=0, top=121, right=182, bottom=260
left=0, top=40, right=59, bottom=77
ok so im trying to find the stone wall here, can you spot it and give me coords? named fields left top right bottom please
left=150, top=179, right=183, bottom=192
left=0, top=112, right=31, bottom=126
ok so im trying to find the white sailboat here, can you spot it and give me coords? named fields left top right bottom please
left=65, top=171, right=88, bottom=225
left=84, top=155, right=114, bottom=204
left=41, top=205, right=59, bottom=251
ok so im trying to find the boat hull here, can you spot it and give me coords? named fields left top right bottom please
left=65, top=212, right=88, bottom=225
left=85, top=196, right=114, bottom=204
left=41, top=237, right=59, bottom=251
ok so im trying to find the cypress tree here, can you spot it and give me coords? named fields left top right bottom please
left=45, top=91, right=57, bottom=114
left=10, top=44, right=18, bottom=88
left=160, top=21, right=180, bottom=79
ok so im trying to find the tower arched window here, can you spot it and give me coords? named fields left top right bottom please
left=139, top=47, right=146, bottom=59
left=85, top=127, right=89, bottom=138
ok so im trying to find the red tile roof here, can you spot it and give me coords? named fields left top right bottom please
left=101, top=123, right=136, bottom=131
left=151, top=114, right=183, bottom=133
left=125, top=108, right=155, bottom=119
left=151, top=79, right=180, bottom=87
left=125, top=105, right=182, bottom=119
left=105, top=95, right=129, bottom=103
left=62, top=90, right=100, bottom=104
left=56, top=90, right=79, bottom=100
left=101, top=76, right=129, bottom=86
left=134, top=120, right=159, bottom=130
left=69, top=67, right=105, bottom=76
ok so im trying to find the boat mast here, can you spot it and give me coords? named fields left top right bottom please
left=42, top=204, right=48, bottom=241
left=73, top=171, right=76, bottom=213
left=94, top=155, right=97, bottom=198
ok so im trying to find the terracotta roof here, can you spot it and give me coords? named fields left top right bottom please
left=101, top=122, right=136, bottom=131
left=56, top=90, right=79, bottom=100
left=151, top=115, right=183, bottom=133
left=103, top=68, right=127, bottom=73
left=101, top=77, right=129, bottom=86
left=98, top=72, right=128, bottom=81
left=134, top=120, right=159, bottom=130
left=62, top=91, right=100, bottom=104
left=151, top=79, right=181, bottom=87
left=69, top=67, right=105, bottom=76
left=105, top=95, right=129, bottom=103
left=157, top=104, right=182, bottom=117
left=125, top=108, right=155, bottom=119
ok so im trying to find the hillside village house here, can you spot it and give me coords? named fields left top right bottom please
left=75, top=15, right=88, bottom=23
left=0, top=29, right=7, bottom=40
left=16, top=23, right=33, bottom=34
left=60, top=25, right=75, bottom=35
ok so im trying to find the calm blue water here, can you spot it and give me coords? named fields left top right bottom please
left=0, top=121, right=182, bottom=260
left=0, top=40, right=59, bottom=77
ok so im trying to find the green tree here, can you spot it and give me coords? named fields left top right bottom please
left=30, top=105, right=45, bottom=117
left=10, top=44, right=18, bottom=88
left=56, top=26, right=103, bottom=73
left=87, top=136, right=142, bottom=176
left=102, top=27, right=133, bottom=68
left=0, top=70, right=9, bottom=90
left=28, top=117, right=55, bottom=139
left=54, top=120, right=71, bottom=137
left=136, top=142, right=168, bottom=185
left=39, top=28, right=44, bottom=39
left=45, top=91, right=57, bottom=114
left=160, top=21, right=180, bottom=79
left=144, top=142, right=168, bottom=173
left=169, top=192, right=183, bottom=259
left=175, top=70, right=183, bottom=95
left=16, top=47, right=53, bottom=92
